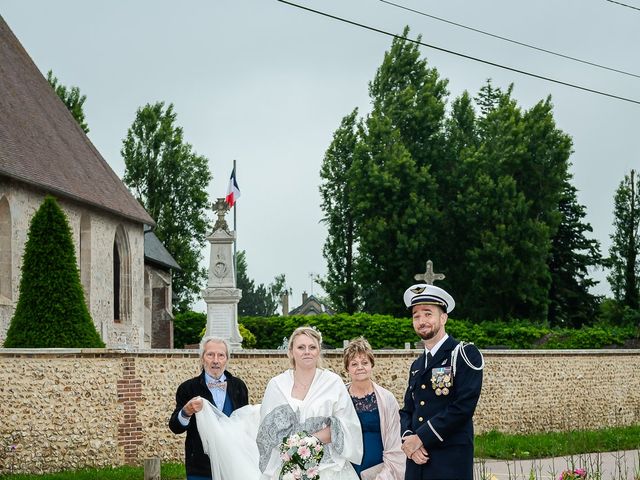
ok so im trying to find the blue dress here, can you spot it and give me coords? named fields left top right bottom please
left=350, top=391, right=384, bottom=478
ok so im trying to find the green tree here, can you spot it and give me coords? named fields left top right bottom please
left=46, top=70, right=89, bottom=133
left=122, top=102, right=212, bottom=312
left=4, top=196, right=104, bottom=347
left=548, top=181, right=602, bottom=327
left=607, top=169, right=640, bottom=311
left=319, top=109, right=360, bottom=313
left=237, top=250, right=287, bottom=316
left=350, top=112, right=438, bottom=316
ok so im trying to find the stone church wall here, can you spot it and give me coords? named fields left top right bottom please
left=0, top=180, right=146, bottom=348
left=0, top=348, right=638, bottom=474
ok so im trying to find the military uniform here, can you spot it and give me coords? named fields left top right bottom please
left=400, top=284, right=483, bottom=480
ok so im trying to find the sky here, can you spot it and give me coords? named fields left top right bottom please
left=2, top=0, right=639, bottom=311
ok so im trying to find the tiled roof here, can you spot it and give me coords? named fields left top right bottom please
left=144, top=227, right=181, bottom=271
left=0, top=15, right=154, bottom=225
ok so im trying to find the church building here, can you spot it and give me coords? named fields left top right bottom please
left=0, top=15, right=177, bottom=348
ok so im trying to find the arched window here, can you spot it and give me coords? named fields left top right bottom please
left=79, top=214, right=91, bottom=305
left=113, top=225, right=131, bottom=323
left=0, top=196, right=12, bottom=301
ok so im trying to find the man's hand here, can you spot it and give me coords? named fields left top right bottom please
left=183, top=396, right=204, bottom=416
left=402, top=434, right=429, bottom=464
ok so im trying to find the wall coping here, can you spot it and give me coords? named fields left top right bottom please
left=1, top=347, right=638, bottom=358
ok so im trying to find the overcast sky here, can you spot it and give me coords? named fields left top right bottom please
left=2, top=0, right=639, bottom=311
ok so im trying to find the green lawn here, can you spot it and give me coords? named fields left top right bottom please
left=1, top=426, right=639, bottom=479
left=475, top=424, right=640, bottom=459
left=0, top=464, right=184, bottom=480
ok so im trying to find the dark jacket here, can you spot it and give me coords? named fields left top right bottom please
left=168, top=370, right=249, bottom=477
left=400, top=336, right=483, bottom=480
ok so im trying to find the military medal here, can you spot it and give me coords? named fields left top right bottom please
left=431, top=367, right=452, bottom=395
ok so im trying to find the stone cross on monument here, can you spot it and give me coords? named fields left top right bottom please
left=414, top=260, right=445, bottom=285
left=201, top=198, right=243, bottom=350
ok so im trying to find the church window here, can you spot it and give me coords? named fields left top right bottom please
left=79, top=214, right=91, bottom=305
left=0, top=196, right=12, bottom=301
left=113, top=225, right=131, bottom=323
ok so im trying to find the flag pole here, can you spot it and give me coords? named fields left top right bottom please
left=233, top=159, right=237, bottom=287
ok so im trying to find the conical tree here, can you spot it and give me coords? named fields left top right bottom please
left=4, top=196, right=104, bottom=347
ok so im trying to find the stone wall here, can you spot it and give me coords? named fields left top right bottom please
left=1, top=348, right=639, bottom=474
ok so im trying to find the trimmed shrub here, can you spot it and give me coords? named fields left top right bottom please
left=173, top=310, right=206, bottom=348
left=4, top=196, right=104, bottom=348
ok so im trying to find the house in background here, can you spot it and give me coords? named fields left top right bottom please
left=0, top=15, right=178, bottom=348
left=285, top=292, right=335, bottom=316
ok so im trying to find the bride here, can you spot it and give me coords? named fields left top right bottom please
left=196, top=326, right=363, bottom=480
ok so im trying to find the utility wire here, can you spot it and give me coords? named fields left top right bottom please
left=606, top=0, right=640, bottom=11
left=277, top=0, right=640, bottom=106
left=381, top=0, right=640, bottom=79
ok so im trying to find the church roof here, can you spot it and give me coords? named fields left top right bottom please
left=144, top=227, right=181, bottom=271
left=0, top=15, right=154, bottom=226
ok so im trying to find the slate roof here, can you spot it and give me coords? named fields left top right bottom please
left=144, top=227, right=181, bottom=271
left=0, top=15, right=154, bottom=225
left=289, top=295, right=335, bottom=316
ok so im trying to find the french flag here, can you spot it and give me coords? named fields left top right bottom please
left=225, top=166, right=241, bottom=207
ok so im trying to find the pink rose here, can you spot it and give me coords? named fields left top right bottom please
left=280, top=451, right=291, bottom=462
left=307, top=466, right=319, bottom=478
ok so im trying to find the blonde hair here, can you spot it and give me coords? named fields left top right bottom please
left=287, top=326, right=323, bottom=368
left=343, top=336, right=375, bottom=371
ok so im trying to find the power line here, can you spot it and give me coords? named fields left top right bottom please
left=380, top=0, right=640, bottom=79
left=606, top=0, right=640, bottom=11
left=277, top=0, right=640, bottom=106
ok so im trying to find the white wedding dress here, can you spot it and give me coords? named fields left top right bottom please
left=195, top=368, right=363, bottom=480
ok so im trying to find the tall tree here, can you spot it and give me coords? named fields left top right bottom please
left=236, top=250, right=287, bottom=316
left=47, top=70, right=90, bottom=133
left=319, top=109, right=360, bottom=313
left=607, top=169, right=640, bottom=310
left=4, top=196, right=104, bottom=348
left=548, top=181, right=602, bottom=327
left=122, top=102, right=212, bottom=312
left=350, top=112, right=438, bottom=316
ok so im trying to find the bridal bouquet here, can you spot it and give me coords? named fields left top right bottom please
left=558, top=468, right=587, bottom=480
left=278, top=431, right=324, bottom=480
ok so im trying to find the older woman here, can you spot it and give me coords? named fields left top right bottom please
left=257, top=326, right=363, bottom=480
left=344, top=337, right=405, bottom=480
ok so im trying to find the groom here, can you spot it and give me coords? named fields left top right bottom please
left=169, top=336, right=249, bottom=480
left=399, top=284, right=484, bottom=480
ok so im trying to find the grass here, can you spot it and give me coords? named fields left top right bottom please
left=0, top=463, right=185, bottom=480
left=475, top=425, right=640, bottom=459
left=2, top=426, right=639, bottom=479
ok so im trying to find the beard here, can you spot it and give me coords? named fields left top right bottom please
left=418, top=324, right=440, bottom=341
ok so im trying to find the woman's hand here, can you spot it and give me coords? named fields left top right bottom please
left=312, top=426, right=331, bottom=444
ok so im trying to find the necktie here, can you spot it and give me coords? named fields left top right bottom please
left=426, top=351, right=433, bottom=369
left=207, top=380, right=227, bottom=390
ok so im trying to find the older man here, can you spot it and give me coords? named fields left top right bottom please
left=400, top=284, right=484, bottom=480
left=169, top=336, right=249, bottom=480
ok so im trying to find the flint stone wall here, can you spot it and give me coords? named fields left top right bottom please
left=1, top=348, right=638, bottom=474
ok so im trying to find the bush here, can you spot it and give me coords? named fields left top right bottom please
left=240, top=314, right=639, bottom=350
left=239, top=323, right=256, bottom=349
left=173, top=310, right=206, bottom=348
left=4, top=196, right=104, bottom=348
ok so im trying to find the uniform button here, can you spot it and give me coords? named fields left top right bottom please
left=421, top=384, right=426, bottom=389
left=418, top=417, right=424, bottom=422
left=420, top=401, right=425, bottom=406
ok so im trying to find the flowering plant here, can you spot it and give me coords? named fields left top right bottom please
left=279, top=431, right=324, bottom=480
left=558, top=468, right=587, bottom=480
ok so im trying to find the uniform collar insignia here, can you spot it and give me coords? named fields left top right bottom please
left=411, top=369, right=420, bottom=376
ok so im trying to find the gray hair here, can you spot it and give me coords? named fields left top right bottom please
left=199, top=336, right=231, bottom=360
